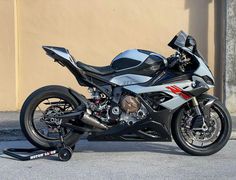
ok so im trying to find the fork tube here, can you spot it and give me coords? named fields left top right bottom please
left=192, top=97, right=202, bottom=116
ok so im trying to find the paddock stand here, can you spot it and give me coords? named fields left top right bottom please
left=3, top=128, right=74, bottom=162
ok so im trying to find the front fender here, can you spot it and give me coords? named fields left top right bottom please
left=197, top=93, right=218, bottom=101
left=197, top=94, right=218, bottom=120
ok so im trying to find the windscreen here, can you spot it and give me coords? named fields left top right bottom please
left=168, top=31, right=207, bottom=64
left=168, top=31, right=188, bottom=50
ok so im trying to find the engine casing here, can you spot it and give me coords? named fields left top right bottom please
left=120, top=95, right=141, bottom=113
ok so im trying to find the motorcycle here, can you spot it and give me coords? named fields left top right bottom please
left=20, top=31, right=232, bottom=156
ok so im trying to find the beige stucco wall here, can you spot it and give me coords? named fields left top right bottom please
left=0, top=0, right=17, bottom=110
left=0, top=0, right=216, bottom=111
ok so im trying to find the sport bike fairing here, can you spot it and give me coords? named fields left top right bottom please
left=124, top=80, right=193, bottom=110
left=42, top=31, right=214, bottom=112
left=20, top=31, right=231, bottom=156
left=168, top=31, right=214, bottom=84
left=42, top=31, right=214, bottom=141
left=43, top=31, right=213, bottom=87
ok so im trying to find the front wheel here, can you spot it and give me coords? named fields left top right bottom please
left=172, top=96, right=232, bottom=156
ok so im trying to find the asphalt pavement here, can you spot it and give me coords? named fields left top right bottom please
left=0, top=140, right=235, bottom=180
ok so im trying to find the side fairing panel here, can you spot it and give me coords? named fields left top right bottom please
left=124, top=80, right=194, bottom=110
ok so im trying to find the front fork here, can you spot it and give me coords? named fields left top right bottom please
left=191, top=97, right=208, bottom=131
left=192, top=97, right=202, bottom=115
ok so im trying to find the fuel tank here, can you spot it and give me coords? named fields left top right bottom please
left=111, top=49, right=167, bottom=72
left=109, top=49, right=167, bottom=86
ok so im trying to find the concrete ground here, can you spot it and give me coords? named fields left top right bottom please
left=0, top=112, right=22, bottom=141
left=0, top=112, right=235, bottom=179
left=0, top=111, right=235, bottom=141
left=0, top=140, right=235, bottom=180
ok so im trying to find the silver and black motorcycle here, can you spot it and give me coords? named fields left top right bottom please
left=20, top=31, right=232, bottom=156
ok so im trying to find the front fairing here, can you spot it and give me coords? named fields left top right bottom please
left=193, top=55, right=214, bottom=86
left=168, top=31, right=214, bottom=87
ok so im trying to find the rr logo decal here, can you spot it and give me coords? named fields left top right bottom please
left=166, top=85, right=191, bottom=100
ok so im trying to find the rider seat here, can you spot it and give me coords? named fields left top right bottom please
left=76, top=61, right=115, bottom=75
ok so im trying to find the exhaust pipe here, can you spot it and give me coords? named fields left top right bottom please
left=81, top=112, right=108, bottom=130
left=56, top=106, right=108, bottom=130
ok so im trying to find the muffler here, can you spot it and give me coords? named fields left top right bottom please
left=56, top=107, right=108, bottom=130
left=81, top=112, right=108, bottom=130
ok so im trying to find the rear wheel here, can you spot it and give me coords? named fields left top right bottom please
left=20, top=85, right=81, bottom=150
left=172, top=96, right=232, bottom=156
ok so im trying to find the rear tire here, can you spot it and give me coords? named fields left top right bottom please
left=20, top=85, right=81, bottom=150
left=172, top=97, right=232, bottom=156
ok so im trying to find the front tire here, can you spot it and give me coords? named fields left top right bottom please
left=20, top=85, right=81, bottom=150
left=172, top=96, right=232, bottom=156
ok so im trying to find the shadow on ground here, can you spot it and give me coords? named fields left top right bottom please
left=75, top=141, right=187, bottom=156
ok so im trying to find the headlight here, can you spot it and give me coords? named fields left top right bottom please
left=202, top=75, right=214, bottom=85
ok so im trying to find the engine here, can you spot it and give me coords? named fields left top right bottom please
left=119, top=95, right=147, bottom=125
left=121, top=96, right=140, bottom=113
left=88, top=88, right=147, bottom=125
left=103, top=95, right=148, bottom=125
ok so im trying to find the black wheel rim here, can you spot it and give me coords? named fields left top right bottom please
left=179, top=104, right=225, bottom=149
left=30, top=97, right=75, bottom=140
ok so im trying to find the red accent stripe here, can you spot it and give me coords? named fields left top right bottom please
left=166, top=85, right=191, bottom=100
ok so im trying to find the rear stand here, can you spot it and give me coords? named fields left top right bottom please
left=3, top=128, right=74, bottom=162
